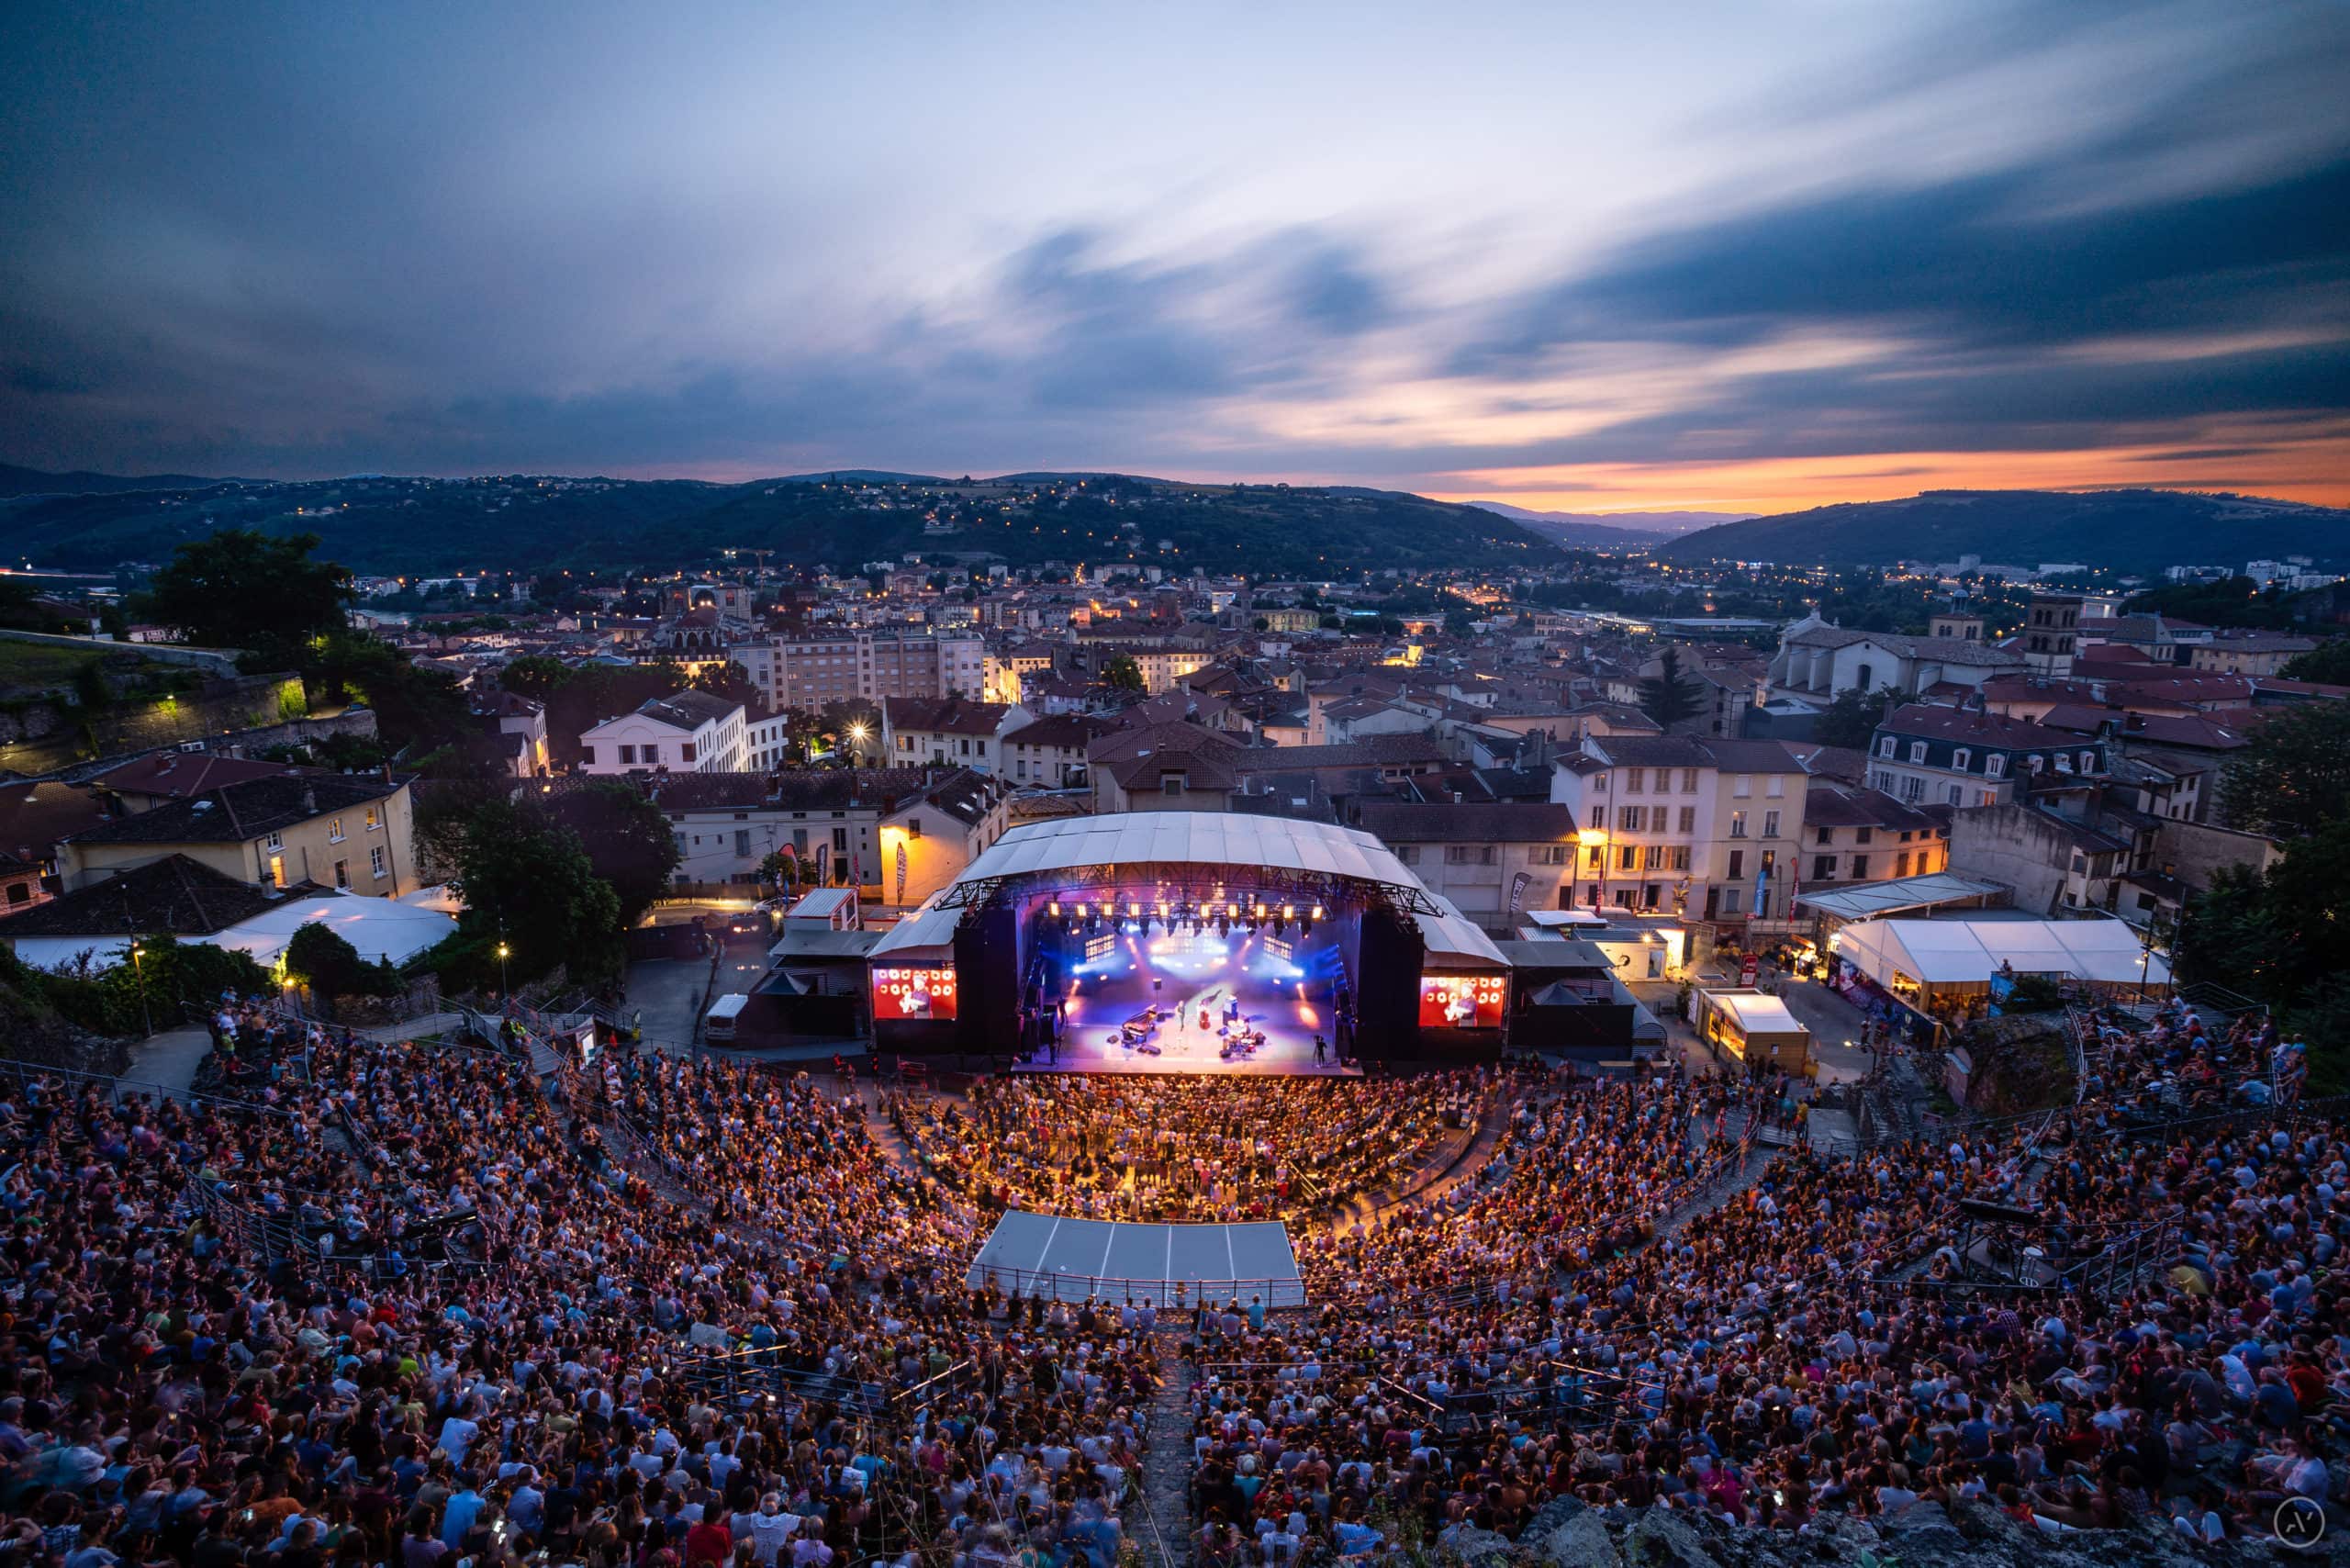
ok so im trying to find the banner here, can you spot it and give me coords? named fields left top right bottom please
left=1751, top=861, right=1770, bottom=918
left=895, top=840, right=909, bottom=903
left=1506, top=870, right=1531, bottom=916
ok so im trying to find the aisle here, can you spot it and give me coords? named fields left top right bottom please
left=1136, top=1334, right=1196, bottom=1568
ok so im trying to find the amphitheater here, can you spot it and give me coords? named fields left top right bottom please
left=0, top=980, right=2332, bottom=1568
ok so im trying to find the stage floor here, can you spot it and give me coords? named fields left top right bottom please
left=1025, top=930, right=1357, bottom=1077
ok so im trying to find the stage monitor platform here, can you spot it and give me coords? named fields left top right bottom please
left=967, top=1210, right=1305, bottom=1306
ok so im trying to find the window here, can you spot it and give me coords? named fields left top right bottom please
left=1618, top=846, right=1639, bottom=870
left=333, top=858, right=350, bottom=890
left=1533, top=845, right=1570, bottom=864
left=1813, top=855, right=1835, bottom=880
left=1589, top=806, right=1606, bottom=831
left=1765, top=775, right=1784, bottom=798
left=1816, top=825, right=1834, bottom=846
left=1625, top=767, right=1645, bottom=793
left=327, top=816, right=345, bottom=843
left=1951, top=748, right=1971, bottom=773
left=1643, top=845, right=1664, bottom=870
left=1396, top=845, right=1419, bottom=865
left=832, top=827, right=849, bottom=852
left=1946, top=784, right=1962, bottom=805
left=1896, top=852, right=1911, bottom=878
left=4, top=882, right=25, bottom=905
left=2079, top=750, right=2096, bottom=772
left=1585, top=845, right=1602, bottom=868
left=1851, top=855, right=1869, bottom=879
left=1908, top=741, right=1928, bottom=763
left=619, top=745, right=636, bottom=765
left=264, top=832, right=283, bottom=852
left=734, top=830, right=752, bottom=857
left=1762, top=810, right=1780, bottom=839
left=1986, top=754, right=2007, bottom=778
left=2028, top=754, right=2044, bottom=773
left=1677, top=805, right=1696, bottom=834
left=1727, top=850, right=1744, bottom=879
left=1901, top=777, right=1924, bottom=802
left=1161, top=773, right=1185, bottom=796
left=681, top=742, right=698, bottom=763
left=1878, top=737, right=1896, bottom=757
left=1668, top=846, right=1691, bottom=871
left=1618, top=805, right=1642, bottom=832
left=365, top=806, right=382, bottom=832
left=1680, top=768, right=1698, bottom=792
left=370, top=846, right=387, bottom=879
left=1729, top=810, right=1747, bottom=838
left=582, top=745, right=596, bottom=766
left=1732, top=774, right=1751, bottom=798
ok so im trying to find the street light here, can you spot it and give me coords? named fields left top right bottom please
left=129, top=942, right=153, bottom=1036
left=497, top=941, right=510, bottom=999
left=846, top=722, right=869, bottom=767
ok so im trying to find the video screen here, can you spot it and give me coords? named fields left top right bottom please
left=1419, top=973, right=1505, bottom=1029
left=872, top=965, right=958, bottom=1021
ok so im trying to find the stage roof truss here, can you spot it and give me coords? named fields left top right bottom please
left=934, top=859, right=1444, bottom=919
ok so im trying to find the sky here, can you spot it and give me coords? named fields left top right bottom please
left=2, top=0, right=2346, bottom=515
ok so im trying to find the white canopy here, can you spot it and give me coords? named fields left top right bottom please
left=950, top=811, right=1424, bottom=892
left=1708, top=991, right=1807, bottom=1036
left=1834, top=916, right=2168, bottom=991
left=211, top=890, right=458, bottom=969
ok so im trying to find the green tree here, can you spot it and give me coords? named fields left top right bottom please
left=2219, top=701, right=2350, bottom=840
left=284, top=922, right=399, bottom=1004
left=689, top=659, right=763, bottom=714
left=1102, top=655, right=1146, bottom=692
left=2177, top=824, right=2350, bottom=1091
left=1814, top=686, right=1889, bottom=752
left=145, top=530, right=352, bottom=661
left=1639, top=647, right=1707, bottom=731
left=308, top=633, right=475, bottom=756
left=2279, top=639, right=2350, bottom=687
left=546, top=779, right=682, bottom=928
left=430, top=796, right=625, bottom=987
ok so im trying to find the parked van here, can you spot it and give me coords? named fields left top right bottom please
left=703, top=992, right=751, bottom=1044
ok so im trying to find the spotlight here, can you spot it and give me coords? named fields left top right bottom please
left=1127, top=901, right=1141, bottom=919
left=1311, top=905, right=1325, bottom=922
left=1048, top=900, right=1061, bottom=918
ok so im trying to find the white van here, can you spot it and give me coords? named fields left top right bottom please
left=703, top=992, right=751, bottom=1044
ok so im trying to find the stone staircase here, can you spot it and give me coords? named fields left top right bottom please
left=1135, top=1334, right=1195, bottom=1568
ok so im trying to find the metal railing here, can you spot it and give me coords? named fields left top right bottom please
left=965, top=1261, right=1309, bottom=1308
left=0, top=1054, right=304, bottom=1121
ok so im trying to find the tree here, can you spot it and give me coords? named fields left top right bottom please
left=2177, top=824, right=2350, bottom=1092
left=546, top=779, right=681, bottom=927
left=308, top=633, right=475, bottom=756
left=430, top=796, right=625, bottom=987
left=2219, top=702, right=2350, bottom=840
left=1102, top=655, right=1146, bottom=692
left=689, top=659, right=763, bottom=714
left=1814, top=686, right=1889, bottom=752
left=284, top=922, right=400, bottom=1005
left=2280, top=639, right=2350, bottom=687
left=145, top=530, right=352, bottom=662
left=1639, top=647, right=1707, bottom=732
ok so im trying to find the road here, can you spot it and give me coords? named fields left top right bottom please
left=621, top=930, right=778, bottom=1049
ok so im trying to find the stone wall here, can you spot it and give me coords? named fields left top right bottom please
left=2156, top=816, right=2284, bottom=892
left=0, top=674, right=308, bottom=778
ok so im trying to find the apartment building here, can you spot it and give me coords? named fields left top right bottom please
left=735, top=632, right=985, bottom=713
left=879, top=696, right=1031, bottom=776
left=579, top=690, right=747, bottom=776
left=1799, top=779, right=1948, bottom=888
left=1002, top=712, right=1118, bottom=787
left=1549, top=734, right=1810, bottom=925
left=1354, top=801, right=1581, bottom=923
left=60, top=772, right=420, bottom=897
left=1866, top=703, right=2108, bottom=809
left=648, top=767, right=1010, bottom=905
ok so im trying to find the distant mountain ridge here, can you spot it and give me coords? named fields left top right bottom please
left=0, top=464, right=1566, bottom=576
left=1470, top=501, right=1754, bottom=537
left=1658, top=489, right=2350, bottom=576
left=0, top=461, right=221, bottom=499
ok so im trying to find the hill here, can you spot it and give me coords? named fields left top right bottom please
left=1470, top=501, right=1752, bottom=538
left=0, top=470, right=1562, bottom=577
left=0, top=461, right=221, bottom=499
left=1658, top=489, right=2350, bottom=575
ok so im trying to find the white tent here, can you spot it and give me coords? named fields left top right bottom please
left=209, top=890, right=458, bottom=969
left=1833, top=916, right=2168, bottom=993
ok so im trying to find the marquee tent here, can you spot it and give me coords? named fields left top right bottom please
left=1832, top=915, right=2168, bottom=1002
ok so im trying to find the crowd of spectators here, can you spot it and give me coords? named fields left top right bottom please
left=0, top=991, right=2342, bottom=1568
left=887, top=1074, right=1490, bottom=1224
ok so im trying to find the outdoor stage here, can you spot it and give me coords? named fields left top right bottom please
left=968, top=1209, right=1306, bottom=1305
left=1025, top=924, right=1359, bottom=1077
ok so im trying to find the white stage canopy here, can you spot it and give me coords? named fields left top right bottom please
left=1834, top=916, right=2168, bottom=991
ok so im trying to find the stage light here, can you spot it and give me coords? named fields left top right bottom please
left=1226, top=903, right=1239, bottom=919
left=1127, top=901, right=1141, bottom=919
left=1311, top=905, right=1325, bottom=922
left=1048, top=900, right=1061, bottom=918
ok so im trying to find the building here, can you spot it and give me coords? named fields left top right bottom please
left=879, top=696, right=1032, bottom=776
left=1002, top=713, right=1118, bottom=788
left=59, top=772, right=420, bottom=897
left=1548, top=734, right=1811, bottom=925
left=579, top=689, right=747, bottom=776
left=1766, top=614, right=2025, bottom=702
left=647, top=767, right=1011, bottom=905
left=1354, top=801, right=1582, bottom=924
left=1799, top=779, right=1948, bottom=888
left=736, top=632, right=987, bottom=713
left=1866, top=703, right=2109, bottom=810
left=2186, top=633, right=2318, bottom=677
left=1086, top=721, right=1246, bottom=813
left=2021, top=591, right=2084, bottom=679
left=0, top=779, right=108, bottom=913
left=472, top=689, right=551, bottom=778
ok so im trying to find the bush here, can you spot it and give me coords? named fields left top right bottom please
left=284, top=922, right=401, bottom=1002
